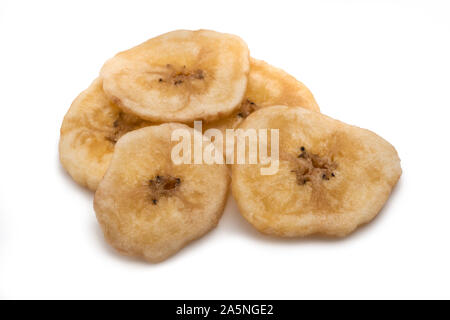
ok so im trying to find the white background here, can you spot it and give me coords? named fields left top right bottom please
left=1, top=0, right=449, bottom=300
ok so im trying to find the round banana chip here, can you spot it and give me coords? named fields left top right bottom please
left=94, top=123, right=230, bottom=262
left=203, top=58, right=320, bottom=134
left=232, top=106, right=402, bottom=237
left=59, top=78, right=151, bottom=190
left=100, top=29, right=250, bottom=123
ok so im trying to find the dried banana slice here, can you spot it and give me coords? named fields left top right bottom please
left=203, top=58, right=320, bottom=134
left=100, top=30, right=250, bottom=123
left=94, top=124, right=230, bottom=262
left=232, top=106, right=401, bottom=237
left=59, top=78, right=151, bottom=190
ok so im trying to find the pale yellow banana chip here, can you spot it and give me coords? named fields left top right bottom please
left=59, top=78, right=151, bottom=190
left=232, top=106, right=401, bottom=237
left=94, top=124, right=230, bottom=262
left=100, top=30, right=250, bottom=123
left=203, top=58, right=320, bottom=134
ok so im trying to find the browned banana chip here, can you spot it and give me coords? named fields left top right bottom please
left=203, top=58, right=320, bottom=134
left=232, top=106, right=401, bottom=237
left=94, top=124, right=230, bottom=262
left=100, top=30, right=250, bottom=123
left=59, top=78, right=151, bottom=190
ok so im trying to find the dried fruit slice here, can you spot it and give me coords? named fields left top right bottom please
left=203, top=58, right=320, bottom=135
left=94, top=123, right=230, bottom=262
left=100, top=29, right=250, bottom=123
left=232, top=106, right=401, bottom=237
left=59, top=78, right=151, bottom=190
